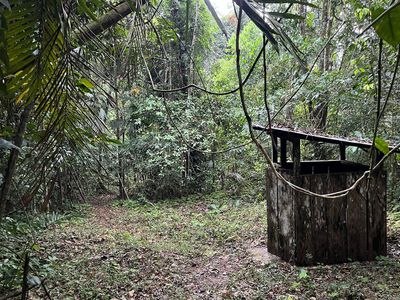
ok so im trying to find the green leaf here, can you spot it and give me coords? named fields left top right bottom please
left=32, top=243, right=40, bottom=251
left=77, top=77, right=94, bottom=89
left=396, top=153, right=400, bottom=161
left=77, top=0, right=97, bottom=21
left=96, top=134, right=122, bottom=145
left=104, top=137, right=122, bottom=145
left=372, top=5, right=400, bottom=47
left=298, top=268, right=309, bottom=279
left=374, top=137, right=389, bottom=155
left=191, top=219, right=204, bottom=227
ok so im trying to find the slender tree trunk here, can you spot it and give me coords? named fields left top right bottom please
left=41, top=175, right=57, bottom=212
left=188, top=0, right=200, bottom=96
left=113, top=41, right=127, bottom=200
left=78, top=1, right=148, bottom=44
left=310, top=0, right=333, bottom=133
left=310, top=0, right=333, bottom=158
left=0, top=101, right=35, bottom=217
left=299, top=3, right=307, bottom=35
left=203, top=0, right=228, bottom=39
left=58, top=171, right=64, bottom=207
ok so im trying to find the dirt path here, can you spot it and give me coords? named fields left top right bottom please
left=86, top=195, right=271, bottom=299
left=32, top=195, right=400, bottom=299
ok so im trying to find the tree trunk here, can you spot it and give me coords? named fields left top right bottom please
left=203, top=0, right=228, bottom=39
left=310, top=0, right=333, bottom=159
left=188, top=0, right=200, bottom=96
left=1, top=0, right=150, bottom=218
left=78, top=1, right=148, bottom=44
left=298, top=3, right=307, bottom=35
left=41, top=175, right=57, bottom=212
left=0, top=101, right=34, bottom=217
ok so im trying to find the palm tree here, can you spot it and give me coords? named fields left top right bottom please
left=0, top=0, right=312, bottom=216
left=0, top=0, right=152, bottom=216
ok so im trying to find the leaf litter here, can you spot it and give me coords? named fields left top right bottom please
left=25, top=194, right=400, bottom=299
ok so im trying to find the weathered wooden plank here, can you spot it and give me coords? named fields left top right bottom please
left=292, top=139, right=301, bottom=176
left=311, top=174, right=328, bottom=263
left=294, top=176, right=314, bottom=265
left=281, top=138, right=287, bottom=166
left=278, top=174, right=294, bottom=261
left=346, top=172, right=368, bottom=261
left=327, top=174, right=348, bottom=263
left=266, top=168, right=279, bottom=255
left=267, top=163, right=386, bottom=265
left=252, top=125, right=400, bottom=153
left=272, top=135, right=278, bottom=163
left=367, top=169, right=387, bottom=259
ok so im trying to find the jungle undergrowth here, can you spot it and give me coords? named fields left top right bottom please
left=1, top=193, right=400, bottom=299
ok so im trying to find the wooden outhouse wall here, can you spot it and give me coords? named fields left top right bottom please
left=266, top=164, right=387, bottom=265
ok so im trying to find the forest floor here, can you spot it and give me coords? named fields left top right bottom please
left=25, top=193, right=400, bottom=300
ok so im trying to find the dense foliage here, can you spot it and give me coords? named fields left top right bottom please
left=0, top=0, right=400, bottom=296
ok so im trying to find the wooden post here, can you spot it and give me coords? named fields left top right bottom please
left=340, top=144, right=346, bottom=160
left=292, top=139, right=301, bottom=176
left=281, top=138, right=287, bottom=166
left=272, top=134, right=278, bottom=163
left=375, top=150, right=384, bottom=166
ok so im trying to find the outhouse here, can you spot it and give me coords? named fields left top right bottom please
left=253, top=125, right=397, bottom=265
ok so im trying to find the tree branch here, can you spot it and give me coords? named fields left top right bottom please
left=78, top=1, right=148, bottom=45
left=203, top=0, right=228, bottom=39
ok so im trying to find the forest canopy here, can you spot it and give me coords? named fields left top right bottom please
left=1, top=0, right=399, bottom=211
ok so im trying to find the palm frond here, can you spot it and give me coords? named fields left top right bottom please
left=233, top=0, right=310, bottom=67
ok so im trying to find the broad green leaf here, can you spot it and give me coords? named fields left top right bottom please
left=372, top=5, right=400, bottom=47
left=77, top=77, right=94, bottom=89
left=374, top=137, right=389, bottom=155
left=32, top=243, right=40, bottom=251
left=396, top=154, right=400, bottom=161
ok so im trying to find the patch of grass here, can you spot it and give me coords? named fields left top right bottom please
left=116, top=192, right=266, bottom=256
left=19, top=192, right=400, bottom=299
left=226, top=257, right=400, bottom=299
